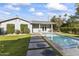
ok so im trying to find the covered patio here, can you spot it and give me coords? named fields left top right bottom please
left=31, top=21, right=55, bottom=33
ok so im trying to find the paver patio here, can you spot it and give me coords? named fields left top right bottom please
left=26, top=34, right=57, bottom=56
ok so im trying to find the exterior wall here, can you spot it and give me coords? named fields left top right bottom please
left=0, top=19, right=53, bottom=33
left=0, top=19, right=32, bottom=33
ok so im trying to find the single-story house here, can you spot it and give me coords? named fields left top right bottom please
left=0, top=17, right=55, bottom=34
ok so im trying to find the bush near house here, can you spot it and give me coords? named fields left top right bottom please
left=0, top=28, right=1, bottom=35
left=0, top=28, right=5, bottom=35
left=15, top=30, right=20, bottom=34
left=6, top=24, right=15, bottom=34
left=20, top=24, right=30, bottom=34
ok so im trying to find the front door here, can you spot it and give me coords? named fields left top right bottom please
left=42, top=26, right=47, bottom=32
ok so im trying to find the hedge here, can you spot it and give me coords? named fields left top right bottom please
left=20, top=24, right=30, bottom=34
left=6, top=24, right=15, bottom=34
left=60, top=22, right=79, bottom=34
left=0, top=28, right=1, bottom=35
left=60, top=27, right=79, bottom=34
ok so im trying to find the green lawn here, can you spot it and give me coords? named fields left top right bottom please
left=0, top=34, right=31, bottom=56
left=56, top=32, right=79, bottom=38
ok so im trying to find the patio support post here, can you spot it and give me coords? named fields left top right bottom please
left=51, top=24, right=53, bottom=32
left=39, top=24, right=40, bottom=32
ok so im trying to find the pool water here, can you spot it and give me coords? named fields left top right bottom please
left=44, top=33, right=78, bottom=49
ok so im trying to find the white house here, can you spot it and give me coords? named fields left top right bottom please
left=0, top=17, right=55, bottom=34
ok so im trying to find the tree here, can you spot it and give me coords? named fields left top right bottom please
left=59, top=4, right=79, bottom=34
left=63, top=13, right=68, bottom=22
left=51, top=15, right=64, bottom=31
left=66, top=4, right=79, bottom=23
left=75, top=3, right=79, bottom=16
left=75, top=3, right=79, bottom=18
left=50, top=15, right=56, bottom=22
left=64, top=13, right=67, bottom=18
left=67, top=15, right=77, bottom=23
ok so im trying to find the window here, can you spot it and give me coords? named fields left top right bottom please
left=32, top=24, right=39, bottom=28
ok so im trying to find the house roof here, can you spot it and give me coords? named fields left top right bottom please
left=31, top=21, right=55, bottom=24
left=0, top=17, right=55, bottom=24
left=0, top=17, right=31, bottom=24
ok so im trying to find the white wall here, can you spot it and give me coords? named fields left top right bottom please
left=33, top=28, right=42, bottom=33
left=0, top=19, right=32, bottom=33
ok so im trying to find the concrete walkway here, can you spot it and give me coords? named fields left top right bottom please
left=26, top=34, right=57, bottom=56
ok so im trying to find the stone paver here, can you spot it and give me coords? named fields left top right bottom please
left=29, top=41, right=50, bottom=49
left=63, top=48, right=79, bottom=56
left=30, top=38, right=45, bottom=43
left=26, top=34, right=56, bottom=56
left=27, top=48, right=56, bottom=56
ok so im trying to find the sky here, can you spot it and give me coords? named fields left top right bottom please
left=0, top=3, right=76, bottom=21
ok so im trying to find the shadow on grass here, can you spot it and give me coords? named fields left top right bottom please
left=0, top=37, right=31, bottom=56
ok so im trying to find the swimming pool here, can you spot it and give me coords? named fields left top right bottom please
left=43, top=33, right=79, bottom=49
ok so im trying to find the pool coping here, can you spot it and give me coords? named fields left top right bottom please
left=40, top=33, right=64, bottom=56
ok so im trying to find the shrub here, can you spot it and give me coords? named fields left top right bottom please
left=20, top=24, right=30, bottom=34
left=0, top=28, right=1, bottom=35
left=60, top=27, right=79, bottom=34
left=25, top=28, right=30, bottom=33
left=7, top=24, right=15, bottom=34
left=61, top=22, right=79, bottom=34
left=15, top=30, right=20, bottom=34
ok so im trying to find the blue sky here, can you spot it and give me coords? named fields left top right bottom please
left=0, top=3, right=76, bottom=21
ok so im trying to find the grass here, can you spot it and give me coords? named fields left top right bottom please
left=0, top=34, right=31, bottom=56
left=56, top=32, right=79, bottom=38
